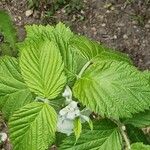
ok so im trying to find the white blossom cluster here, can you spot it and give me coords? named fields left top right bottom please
left=57, top=86, right=91, bottom=135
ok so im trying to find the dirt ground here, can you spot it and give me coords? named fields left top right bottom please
left=0, top=1, right=150, bottom=149
left=0, top=0, right=150, bottom=70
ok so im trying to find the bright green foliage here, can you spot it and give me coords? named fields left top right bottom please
left=124, top=110, right=150, bottom=128
left=9, top=102, right=57, bottom=150
left=59, top=119, right=122, bottom=150
left=73, top=117, right=82, bottom=142
left=131, top=142, right=150, bottom=150
left=0, top=10, right=17, bottom=51
left=73, top=60, right=150, bottom=119
left=20, top=40, right=66, bottom=99
left=0, top=56, right=33, bottom=119
left=0, top=22, right=149, bottom=150
left=20, top=23, right=77, bottom=81
left=71, top=35, right=132, bottom=64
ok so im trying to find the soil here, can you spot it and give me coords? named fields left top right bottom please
left=0, top=0, right=150, bottom=70
left=0, top=0, right=150, bottom=149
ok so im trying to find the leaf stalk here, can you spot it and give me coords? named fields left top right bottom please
left=78, top=61, right=92, bottom=78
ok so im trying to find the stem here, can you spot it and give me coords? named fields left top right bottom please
left=119, top=125, right=131, bottom=150
left=78, top=61, right=92, bottom=78
left=35, top=97, right=50, bottom=104
left=112, top=119, right=131, bottom=150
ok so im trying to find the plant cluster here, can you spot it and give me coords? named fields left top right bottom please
left=0, top=12, right=150, bottom=150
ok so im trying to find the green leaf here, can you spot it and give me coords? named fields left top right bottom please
left=124, top=110, right=150, bottom=128
left=71, top=35, right=132, bottom=64
left=73, top=60, right=150, bottom=119
left=0, top=43, right=13, bottom=56
left=73, top=117, right=82, bottom=142
left=9, top=102, right=57, bottom=150
left=20, top=23, right=77, bottom=81
left=20, top=40, right=66, bottom=99
left=131, top=142, right=150, bottom=150
left=88, top=118, right=93, bottom=131
left=126, top=125, right=149, bottom=144
left=24, top=23, right=73, bottom=43
left=59, top=119, right=122, bottom=150
left=0, top=10, right=17, bottom=50
left=0, top=56, right=33, bottom=119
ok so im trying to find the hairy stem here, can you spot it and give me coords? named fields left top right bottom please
left=78, top=61, right=92, bottom=78
left=111, top=119, right=131, bottom=150
left=119, top=125, right=131, bottom=150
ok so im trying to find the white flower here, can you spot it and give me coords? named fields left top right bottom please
left=57, top=100, right=92, bottom=135
left=57, top=117, right=74, bottom=136
left=59, top=101, right=80, bottom=120
left=62, top=86, right=72, bottom=104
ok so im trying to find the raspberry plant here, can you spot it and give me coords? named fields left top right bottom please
left=0, top=23, right=150, bottom=150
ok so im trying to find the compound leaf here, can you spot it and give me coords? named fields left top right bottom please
left=20, top=40, right=66, bottom=99
left=0, top=56, right=33, bottom=119
left=9, top=102, right=57, bottom=150
left=59, top=119, right=122, bottom=150
left=73, top=60, right=150, bottom=119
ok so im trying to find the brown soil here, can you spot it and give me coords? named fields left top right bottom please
left=0, top=0, right=150, bottom=70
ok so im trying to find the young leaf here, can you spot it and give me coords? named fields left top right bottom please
left=24, top=23, right=73, bottom=43
left=21, top=23, right=77, bottom=81
left=88, top=118, right=93, bottom=131
left=124, top=110, right=150, bottom=128
left=131, top=142, right=150, bottom=150
left=73, top=117, right=82, bottom=142
left=71, top=35, right=132, bottom=64
left=20, top=40, right=66, bottom=99
left=73, top=60, right=150, bottom=119
left=0, top=10, right=17, bottom=50
left=59, top=119, right=122, bottom=150
left=0, top=56, right=33, bottom=119
left=9, top=102, right=57, bottom=150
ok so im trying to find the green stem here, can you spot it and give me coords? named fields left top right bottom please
left=112, top=119, right=131, bottom=150
left=78, top=61, right=92, bottom=78
left=119, top=125, right=131, bottom=150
